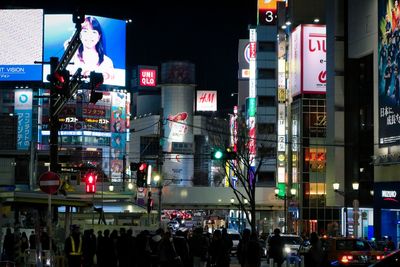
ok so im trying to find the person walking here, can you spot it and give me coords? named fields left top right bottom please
left=64, top=225, right=83, bottom=267
left=304, top=232, right=324, bottom=267
left=189, top=227, right=209, bottom=267
left=237, top=229, right=251, bottom=267
left=245, top=232, right=262, bottom=267
left=268, top=228, right=284, bottom=267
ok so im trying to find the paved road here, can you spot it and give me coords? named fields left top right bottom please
left=230, top=257, right=269, bottom=267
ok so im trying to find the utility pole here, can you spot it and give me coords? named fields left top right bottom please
left=46, top=14, right=84, bottom=266
left=122, top=154, right=126, bottom=191
left=157, top=108, right=164, bottom=227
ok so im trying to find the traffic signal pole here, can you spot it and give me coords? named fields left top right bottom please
left=157, top=109, right=164, bottom=228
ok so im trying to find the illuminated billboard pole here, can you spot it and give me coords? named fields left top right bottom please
left=248, top=28, right=257, bottom=184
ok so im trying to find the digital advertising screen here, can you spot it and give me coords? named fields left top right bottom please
left=0, top=9, right=43, bottom=81
left=44, top=14, right=126, bottom=87
left=378, top=0, right=400, bottom=146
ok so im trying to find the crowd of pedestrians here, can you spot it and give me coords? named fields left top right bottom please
left=62, top=225, right=240, bottom=267
left=1, top=227, right=51, bottom=265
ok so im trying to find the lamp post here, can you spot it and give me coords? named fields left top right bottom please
left=154, top=174, right=162, bottom=228
left=333, top=181, right=359, bottom=237
left=275, top=187, right=296, bottom=233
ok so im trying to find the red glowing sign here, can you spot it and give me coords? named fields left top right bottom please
left=139, top=69, right=157, bottom=87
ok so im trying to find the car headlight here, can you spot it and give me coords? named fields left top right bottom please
left=284, top=246, right=291, bottom=254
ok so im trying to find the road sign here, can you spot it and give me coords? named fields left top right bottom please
left=39, top=171, right=61, bottom=195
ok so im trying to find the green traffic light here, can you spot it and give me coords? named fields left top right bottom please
left=214, top=150, right=223, bottom=159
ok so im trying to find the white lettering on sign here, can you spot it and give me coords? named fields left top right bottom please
left=139, top=69, right=157, bottom=87
left=382, top=190, right=397, bottom=198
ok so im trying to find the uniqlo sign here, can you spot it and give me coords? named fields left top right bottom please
left=139, top=69, right=157, bottom=87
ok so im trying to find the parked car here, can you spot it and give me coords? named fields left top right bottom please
left=266, top=234, right=303, bottom=264
left=321, top=237, right=387, bottom=266
left=368, top=249, right=400, bottom=267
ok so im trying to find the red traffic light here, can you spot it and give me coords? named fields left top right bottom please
left=85, top=172, right=97, bottom=193
left=139, top=162, right=148, bottom=171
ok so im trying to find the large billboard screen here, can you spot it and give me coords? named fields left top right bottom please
left=44, top=14, right=126, bottom=87
left=289, top=25, right=326, bottom=96
left=0, top=9, right=43, bottom=81
left=378, top=0, right=400, bottom=146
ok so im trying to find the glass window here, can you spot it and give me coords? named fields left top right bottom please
left=258, top=41, right=276, bottom=52
left=258, top=96, right=275, bottom=107
left=258, top=69, right=276, bottom=79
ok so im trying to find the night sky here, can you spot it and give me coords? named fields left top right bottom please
left=2, top=0, right=257, bottom=113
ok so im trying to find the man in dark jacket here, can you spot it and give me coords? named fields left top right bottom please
left=268, top=228, right=284, bottom=267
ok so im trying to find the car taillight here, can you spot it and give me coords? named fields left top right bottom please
left=340, top=255, right=354, bottom=263
left=376, top=255, right=385, bottom=260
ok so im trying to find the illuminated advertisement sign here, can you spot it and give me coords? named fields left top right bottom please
left=44, top=14, right=126, bottom=86
left=0, top=9, right=43, bottom=81
left=248, top=28, right=257, bottom=167
left=110, top=92, right=127, bottom=181
left=378, top=0, right=400, bottom=146
left=163, top=154, right=194, bottom=186
left=238, top=40, right=250, bottom=79
left=14, top=90, right=32, bottom=150
left=258, top=0, right=277, bottom=25
left=196, top=90, right=217, bottom=111
left=289, top=25, right=326, bottom=96
left=139, top=68, right=157, bottom=87
left=162, top=84, right=194, bottom=152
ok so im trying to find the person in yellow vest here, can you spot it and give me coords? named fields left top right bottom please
left=64, top=225, right=83, bottom=267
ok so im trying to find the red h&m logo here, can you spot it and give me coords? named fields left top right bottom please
left=199, top=92, right=215, bottom=104
left=139, top=69, right=157, bottom=87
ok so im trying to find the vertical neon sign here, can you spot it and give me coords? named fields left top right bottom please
left=248, top=28, right=257, bottom=168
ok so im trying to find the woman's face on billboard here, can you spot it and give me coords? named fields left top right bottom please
left=80, top=21, right=100, bottom=49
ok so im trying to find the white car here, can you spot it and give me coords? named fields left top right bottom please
left=227, top=229, right=241, bottom=255
left=266, top=234, right=303, bottom=263
left=167, top=220, right=180, bottom=230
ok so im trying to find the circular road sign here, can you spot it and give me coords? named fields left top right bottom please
left=39, top=171, right=61, bottom=195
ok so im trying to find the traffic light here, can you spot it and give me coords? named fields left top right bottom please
left=130, top=162, right=139, bottom=171
left=89, top=72, right=103, bottom=104
left=211, top=148, right=236, bottom=160
left=85, top=172, right=97, bottom=193
left=49, top=70, right=70, bottom=97
left=136, top=162, right=148, bottom=187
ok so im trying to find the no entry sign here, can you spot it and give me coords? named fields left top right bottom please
left=39, top=171, right=61, bottom=195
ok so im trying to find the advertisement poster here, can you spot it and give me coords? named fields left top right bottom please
left=0, top=9, right=43, bottom=81
left=378, top=0, right=400, bottom=146
left=14, top=90, right=33, bottom=150
left=110, top=92, right=127, bottom=181
left=163, top=154, right=194, bottom=186
left=44, top=14, right=126, bottom=86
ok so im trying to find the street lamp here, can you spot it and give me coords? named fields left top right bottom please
left=333, top=181, right=359, bottom=237
left=275, top=187, right=296, bottom=233
left=153, top=174, right=162, bottom=227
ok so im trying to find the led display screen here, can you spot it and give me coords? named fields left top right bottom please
left=44, top=14, right=126, bottom=87
left=0, top=9, right=43, bottom=81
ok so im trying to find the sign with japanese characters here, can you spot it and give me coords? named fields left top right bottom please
left=14, top=90, right=32, bottom=150
left=378, top=0, right=400, bottom=146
